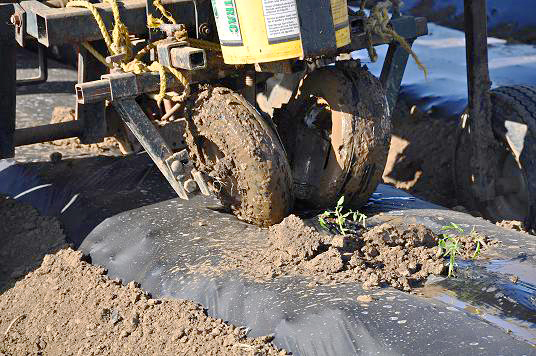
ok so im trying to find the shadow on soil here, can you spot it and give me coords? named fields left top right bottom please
left=382, top=99, right=462, bottom=209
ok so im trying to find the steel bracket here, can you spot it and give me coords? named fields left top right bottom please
left=112, top=98, right=209, bottom=200
left=0, top=3, right=16, bottom=159
left=102, top=72, right=140, bottom=101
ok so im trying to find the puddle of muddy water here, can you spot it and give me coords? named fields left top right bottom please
left=419, top=258, right=536, bottom=346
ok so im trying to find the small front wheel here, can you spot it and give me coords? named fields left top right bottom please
left=275, top=66, right=391, bottom=209
left=183, top=86, right=294, bottom=226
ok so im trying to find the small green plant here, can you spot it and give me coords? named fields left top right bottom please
left=438, top=235, right=461, bottom=278
left=318, top=196, right=367, bottom=234
left=438, top=222, right=464, bottom=277
left=441, top=222, right=464, bottom=234
left=469, top=226, right=486, bottom=259
left=438, top=223, right=485, bottom=277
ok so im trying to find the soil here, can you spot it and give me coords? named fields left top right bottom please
left=0, top=197, right=285, bottom=356
left=383, top=99, right=461, bottom=209
left=0, top=196, right=67, bottom=293
left=197, top=215, right=496, bottom=292
left=47, top=107, right=120, bottom=154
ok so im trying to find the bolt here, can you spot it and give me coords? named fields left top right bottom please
left=170, top=160, right=183, bottom=174
left=183, top=179, right=198, bottom=193
left=244, top=73, right=255, bottom=87
left=199, top=23, right=211, bottom=37
left=10, top=14, right=21, bottom=27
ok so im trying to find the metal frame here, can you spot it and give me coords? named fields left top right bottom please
left=1, top=0, right=428, bottom=202
left=0, top=3, right=16, bottom=159
left=463, top=0, right=497, bottom=202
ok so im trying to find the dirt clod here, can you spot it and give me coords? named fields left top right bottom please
left=356, top=295, right=375, bottom=303
left=203, top=215, right=495, bottom=291
left=496, top=220, right=526, bottom=232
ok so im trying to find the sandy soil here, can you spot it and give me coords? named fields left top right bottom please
left=382, top=99, right=532, bottom=234
left=0, top=197, right=285, bottom=356
left=48, top=107, right=121, bottom=154
left=193, top=214, right=495, bottom=292
left=383, top=99, right=461, bottom=209
left=0, top=196, right=67, bottom=293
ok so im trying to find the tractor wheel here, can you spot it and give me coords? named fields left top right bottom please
left=183, top=86, right=293, bottom=227
left=455, top=85, right=536, bottom=230
left=275, top=66, right=391, bottom=209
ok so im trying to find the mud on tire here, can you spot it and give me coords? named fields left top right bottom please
left=183, top=86, right=293, bottom=227
left=276, top=66, right=391, bottom=209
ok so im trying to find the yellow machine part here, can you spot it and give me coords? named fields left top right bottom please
left=211, top=0, right=351, bottom=64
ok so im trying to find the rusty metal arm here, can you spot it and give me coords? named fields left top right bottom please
left=19, top=0, right=196, bottom=47
left=14, top=121, right=82, bottom=146
left=464, top=0, right=497, bottom=202
left=113, top=98, right=189, bottom=199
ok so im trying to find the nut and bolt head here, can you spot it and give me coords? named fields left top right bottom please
left=183, top=179, right=198, bottom=193
left=49, top=152, right=63, bottom=163
left=10, top=14, right=22, bottom=27
left=199, top=23, right=211, bottom=37
left=170, top=160, right=184, bottom=174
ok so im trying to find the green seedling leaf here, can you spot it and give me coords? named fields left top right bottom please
left=318, top=216, right=328, bottom=229
left=442, top=222, right=464, bottom=234
left=437, top=233, right=461, bottom=278
left=337, top=195, right=345, bottom=208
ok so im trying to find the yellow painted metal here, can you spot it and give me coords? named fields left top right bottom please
left=211, top=0, right=350, bottom=64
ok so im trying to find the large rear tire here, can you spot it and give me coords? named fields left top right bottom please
left=455, top=85, right=536, bottom=229
left=183, top=86, right=293, bottom=226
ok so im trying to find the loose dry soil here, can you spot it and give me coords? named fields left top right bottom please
left=47, top=107, right=120, bottom=154
left=195, top=215, right=496, bottom=292
left=0, top=196, right=286, bottom=356
left=383, top=99, right=530, bottom=233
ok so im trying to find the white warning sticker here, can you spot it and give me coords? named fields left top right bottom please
left=211, top=0, right=243, bottom=46
left=261, top=0, right=300, bottom=44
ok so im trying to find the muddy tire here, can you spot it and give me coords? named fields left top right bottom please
left=455, top=85, right=536, bottom=229
left=183, top=87, right=293, bottom=226
left=276, top=66, right=391, bottom=209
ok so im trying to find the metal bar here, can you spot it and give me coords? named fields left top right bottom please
left=14, top=121, right=82, bottom=146
left=296, top=0, right=337, bottom=57
left=0, top=3, right=16, bottom=159
left=379, top=41, right=412, bottom=114
left=76, top=42, right=107, bottom=144
left=21, top=0, right=196, bottom=46
left=16, top=43, right=48, bottom=86
left=113, top=98, right=189, bottom=200
left=76, top=72, right=184, bottom=104
left=464, top=0, right=496, bottom=201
